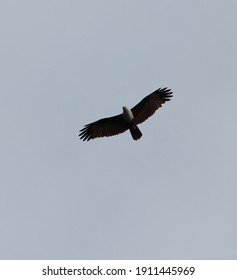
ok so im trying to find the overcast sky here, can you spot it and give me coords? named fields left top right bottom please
left=1, top=0, right=237, bottom=260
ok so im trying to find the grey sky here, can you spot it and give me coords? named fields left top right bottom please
left=0, top=0, right=237, bottom=259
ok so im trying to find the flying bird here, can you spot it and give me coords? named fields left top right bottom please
left=79, top=87, right=173, bottom=141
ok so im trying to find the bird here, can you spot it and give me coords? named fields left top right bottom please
left=79, top=87, right=173, bottom=141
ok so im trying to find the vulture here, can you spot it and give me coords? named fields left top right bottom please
left=79, top=87, right=173, bottom=141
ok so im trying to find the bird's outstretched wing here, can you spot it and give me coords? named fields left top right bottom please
left=131, top=87, right=173, bottom=125
left=79, top=114, right=129, bottom=141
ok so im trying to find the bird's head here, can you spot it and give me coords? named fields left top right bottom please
left=122, top=106, right=134, bottom=122
left=122, top=106, right=128, bottom=112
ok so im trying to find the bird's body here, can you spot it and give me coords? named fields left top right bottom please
left=79, top=87, right=173, bottom=141
left=122, top=106, right=142, bottom=140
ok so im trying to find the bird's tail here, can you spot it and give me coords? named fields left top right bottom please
left=129, top=125, right=142, bottom=140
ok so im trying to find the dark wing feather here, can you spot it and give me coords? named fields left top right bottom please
left=79, top=114, right=129, bottom=141
left=131, top=87, right=173, bottom=125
